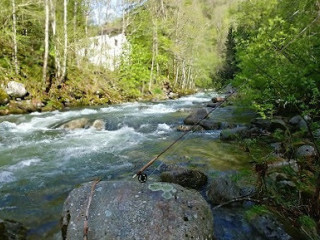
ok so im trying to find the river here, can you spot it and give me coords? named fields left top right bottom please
left=0, top=91, right=256, bottom=239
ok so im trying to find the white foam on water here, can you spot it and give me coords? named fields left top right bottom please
left=30, top=111, right=42, bottom=116
left=141, top=104, right=176, bottom=114
left=8, top=158, right=41, bottom=171
left=0, top=121, right=17, bottom=130
left=5, top=108, right=99, bottom=132
left=100, top=106, right=121, bottom=113
left=0, top=171, right=16, bottom=183
left=79, top=109, right=98, bottom=115
left=56, top=125, right=147, bottom=162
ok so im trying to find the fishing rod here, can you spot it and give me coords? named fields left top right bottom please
left=132, top=88, right=237, bottom=183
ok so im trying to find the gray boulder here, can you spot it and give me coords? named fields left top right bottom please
left=0, top=219, right=27, bottom=240
left=160, top=165, right=208, bottom=190
left=247, top=210, right=293, bottom=240
left=251, top=118, right=271, bottom=130
left=184, top=108, right=210, bottom=125
left=289, top=115, right=307, bottom=130
left=61, top=181, right=214, bottom=240
left=220, top=127, right=249, bottom=140
left=295, top=145, right=317, bottom=159
left=207, top=173, right=256, bottom=205
left=200, top=120, right=221, bottom=130
left=59, top=118, right=90, bottom=130
left=251, top=118, right=287, bottom=132
left=5, top=81, right=27, bottom=98
left=92, top=119, right=105, bottom=131
left=200, top=120, right=238, bottom=131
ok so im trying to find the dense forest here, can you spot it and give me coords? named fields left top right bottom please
left=1, top=0, right=320, bottom=238
left=0, top=0, right=235, bottom=113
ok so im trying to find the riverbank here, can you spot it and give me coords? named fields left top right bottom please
left=0, top=80, right=194, bottom=116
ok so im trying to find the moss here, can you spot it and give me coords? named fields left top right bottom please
left=245, top=205, right=271, bottom=221
left=148, top=182, right=177, bottom=200
left=0, top=88, right=9, bottom=105
left=42, top=100, right=63, bottom=111
left=298, top=215, right=317, bottom=229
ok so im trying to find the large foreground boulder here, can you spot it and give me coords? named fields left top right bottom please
left=5, top=81, right=27, bottom=98
left=61, top=181, right=214, bottom=240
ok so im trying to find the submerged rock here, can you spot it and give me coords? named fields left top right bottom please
left=160, top=165, right=208, bottom=190
left=246, top=208, right=293, bottom=240
left=61, top=181, right=214, bottom=240
left=206, top=173, right=256, bottom=205
left=59, top=118, right=90, bottom=130
left=220, top=127, right=249, bottom=140
left=184, top=108, right=210, bottom=125
left=0, top=219, right=27, bottom=240
left=5, top=81, right=27, bottom=98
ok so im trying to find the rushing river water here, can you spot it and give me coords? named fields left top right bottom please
left=0, top=92, right=257, bottom=239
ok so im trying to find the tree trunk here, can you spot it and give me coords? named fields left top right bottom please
left=174, top=64, right=179, bottom=88
left=49, top=0, right=61, bottom=79
left=12, top=0, right=19, bottom=75
left=42, top=0, right=50, bottom=84
left=73, top=0, right=79, bottom=67
left=61, top=0, right=68, bottom=83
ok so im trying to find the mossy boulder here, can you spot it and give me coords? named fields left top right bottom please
left=160, top=165, right=208, bottom=190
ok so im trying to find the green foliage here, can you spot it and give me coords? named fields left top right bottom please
left=233, top=0, right=320, bottom=117
left=298, top=215, right=317, bottom=229
left=245, top=205, right=270, bottom=220
left=0, top=88, right=9, bottom=106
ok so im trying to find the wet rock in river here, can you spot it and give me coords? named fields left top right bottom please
left=220, top=127, right=249, bottom=140
left=176, top=125, right=204, bottom=132
left=92, top=119, right=105, bottom=131
left=160, top=165, right=208, bottom=190
left=58, top=118, right=90, bottom=130
left=0, top=219, right=27, bottom=240
left=183, top=108, right=210, bottom=125
left=206, top=173, right=256, bottom=205
left=61, top=181, right=214, bottom=240
left=246, top=207, right=293, bottom=240
left=199, top=120, right=221, bottom=130
left=211, top=97, right=225, bottom=103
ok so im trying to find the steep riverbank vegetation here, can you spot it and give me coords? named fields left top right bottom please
left=0, top=0, right=236, bottom=114
left=227, top=0, right=320, bottom=236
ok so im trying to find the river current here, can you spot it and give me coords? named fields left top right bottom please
left=0, top=92, right=255, bottom=239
